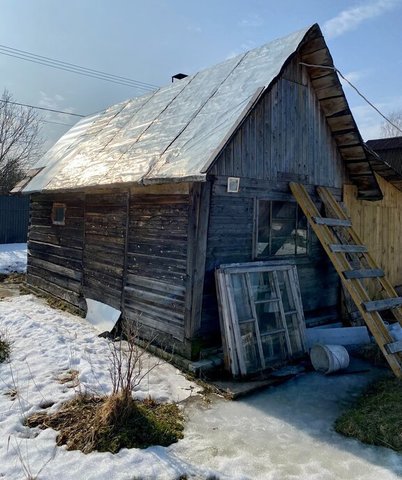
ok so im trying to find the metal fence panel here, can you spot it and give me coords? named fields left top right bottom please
left=0, top=195, right=30, bottom=243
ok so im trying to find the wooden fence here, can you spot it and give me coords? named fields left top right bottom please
left=0, top=195, right=30, bottom=243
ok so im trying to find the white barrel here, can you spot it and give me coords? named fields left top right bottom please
left=310, top=344, right=350, bottom=374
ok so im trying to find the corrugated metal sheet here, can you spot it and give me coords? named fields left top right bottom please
left=0, top=196, right=30, bottom=243
left=22, top=25, right=314, bottom=193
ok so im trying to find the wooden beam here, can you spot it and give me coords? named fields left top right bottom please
left=343, top=269, right=384, bottom=279
left=330, top=244, right=368, bottom=253
left=313, top=217, right=351, bottom=227
left=363, top=298, right=402, bottom=312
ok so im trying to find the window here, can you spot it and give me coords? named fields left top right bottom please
left=51, top=203, right=66, bottom=225
left=256, top=200, right=308, bottom=258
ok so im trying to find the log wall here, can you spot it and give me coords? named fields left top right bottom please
left=27, top=185, right=192, bottom=356
left=27, top=192, right=85, bottom=309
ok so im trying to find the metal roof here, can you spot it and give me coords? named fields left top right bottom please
left=19, top=23, right=382, bottom=199
left=21, top=25, right=315, bottom=193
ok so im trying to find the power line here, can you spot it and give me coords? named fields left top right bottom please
left=0, top=44, right=159, bottom=92
left=40, top=119, right=76, bottom=127
left=300, top=62, right=402, bottom=136
left=0, top=98, right=86, bottom=117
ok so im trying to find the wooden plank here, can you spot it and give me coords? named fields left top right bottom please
left=363, top=298, right=402, bottom=312
left=329, top=244, right=368, bottom=253
left=343, top=268, right=384, bottom=279
left=313, top=217, right=351, bottom=227
left=385, top=340, right=402, bottom=354
left=186, top=182, right=211, bottom=338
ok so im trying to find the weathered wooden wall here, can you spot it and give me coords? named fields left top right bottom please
left=27, top=184, right=193, bottom=357
left=200, top=54, right=346, bottom=342
left=123, top=190, right=189, bottom=344
left=28, top=192, right=85, bottom=308
left=209, top=54, right=346, bottom=188
left=83, top=192, right=128, bottom=310
left=344, top=174, right=402, bottom=289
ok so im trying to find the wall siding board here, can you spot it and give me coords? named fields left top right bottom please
left=344, top=174, right=402, bottom=291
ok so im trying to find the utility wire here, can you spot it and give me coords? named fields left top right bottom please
left=40, top=119, right=76, bottom=127
left=0, top=98, right=85, bottom=117
left=0, top=44, right=159, bottom=91
left=300, top=62, right=402, bottom=135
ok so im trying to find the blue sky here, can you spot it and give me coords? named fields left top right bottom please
left=0, top=0, right=401, bottom=150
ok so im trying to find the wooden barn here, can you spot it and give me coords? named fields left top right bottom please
left=13, top=24, right=402, bottom=367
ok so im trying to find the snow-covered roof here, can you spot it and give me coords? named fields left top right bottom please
left=21, top=25, right=316, bottom=193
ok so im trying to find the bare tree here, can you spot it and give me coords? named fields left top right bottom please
left=0, top=89, right=42, bottom=194
left=381, top=110, right=402, bottom=138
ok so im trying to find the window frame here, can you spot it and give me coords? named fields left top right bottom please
left=253, top=198, right=309, bottom=260
left=51, top=202, right=66, bottom=226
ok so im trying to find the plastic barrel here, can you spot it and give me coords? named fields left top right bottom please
left=310, top=344, right=350, bottom=374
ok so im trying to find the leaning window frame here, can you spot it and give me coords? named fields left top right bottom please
left=253, top=198, right=309, bottom=260
left=51, top=202, right=66, bottom=226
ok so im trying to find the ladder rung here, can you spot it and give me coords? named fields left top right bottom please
left=313, top=216, right=352, bottom=227
left=385, top=340, right=402, bottom=354
left=330, top=244, right=367, bottom=253
left=363, top=297, right=402, bottom=312
left=343, top=268, right=384, bottom=280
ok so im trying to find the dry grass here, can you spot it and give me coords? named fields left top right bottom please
left=0, top=331, right=10, bottom=363
left=335, top=375, right=402, bottom=452
left=0, top=273, right=26, bottom=284
left=26, top=393, right=184, bottom=454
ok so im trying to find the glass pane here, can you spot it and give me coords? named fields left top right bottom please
left=257, top=200, right=271, bottom=257
left=261, top=333, right=287, bottom=362
left=231, top=274, right=252, bottom=322
left=285, top=313, right=304, bottom=355
left=271, top=202, right=296, bottom=256
left=249, top=271, right=276, bottom=302
left=249, top=271, right=282, bottom=335
left=239, top=322, right=262, bottom=372
left=276, top=270, right=292, bottom=312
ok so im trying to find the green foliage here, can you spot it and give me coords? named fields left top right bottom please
left=335, top=376, right=402, bottom=452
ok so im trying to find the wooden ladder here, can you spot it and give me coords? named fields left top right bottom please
left=290, top=182, right=402, bottom=378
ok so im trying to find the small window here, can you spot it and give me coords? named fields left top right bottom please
left=51, top=203, right=66, bottom=225
left=256, top=200, right=308, bottom=258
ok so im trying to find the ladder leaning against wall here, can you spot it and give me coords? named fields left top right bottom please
left=290, top=182, right=402, bottom=379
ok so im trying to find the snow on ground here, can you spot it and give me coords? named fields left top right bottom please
left=0, top=243, right=27, bottom=273
left=0, top=294, right=401, bottom=480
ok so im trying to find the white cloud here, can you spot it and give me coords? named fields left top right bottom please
left=323, top=0, right=400, bottom=39
left=239, top=13, right=264, bottom=28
